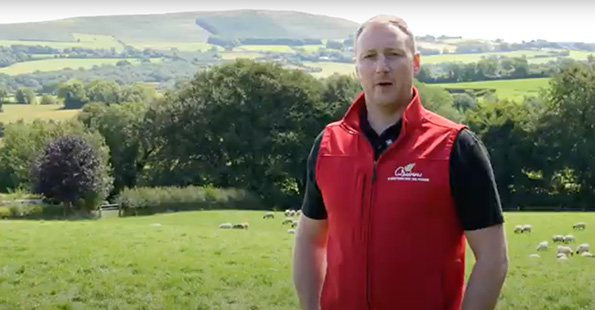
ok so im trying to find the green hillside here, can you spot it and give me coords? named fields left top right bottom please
left=0, top=10, right=358, bottom=44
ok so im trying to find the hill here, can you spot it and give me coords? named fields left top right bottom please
left=0, top=10, right=358, bottom=44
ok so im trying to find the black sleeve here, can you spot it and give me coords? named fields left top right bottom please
left=300, top=130, right=328, bottom=220
left=450, top=129, right=504, bottom=231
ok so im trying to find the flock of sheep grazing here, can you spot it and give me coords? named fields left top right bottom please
left=516, top=221, right=593, bottom=261
left=217, top=209, right=301, bottom=234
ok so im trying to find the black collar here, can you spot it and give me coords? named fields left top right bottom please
left=359, top=107, right=402, bottom=144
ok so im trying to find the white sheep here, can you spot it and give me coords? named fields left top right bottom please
left=557, top=253, right=569, bottom=261
left=263, top=212, right=275, bottom=219
left=581, top=252, right=594, bottom=258
left=573, top=222, right=586, bottom=230
left=563, top=234, right=575, bottom=243
left=289, top=210, right=296, bottom=217
left=287, top=229, right=296, bottom=234
left=536, top=241, right=548, bottom=251
left=284, top=209, right=291, bottom=217
left=296, top=210, right=302, bottom=216
left=282, top=218, right=293, bottom=225
left=291, top=220, right=298, bottom=228
left=218, top=223, right=233, bottom=229
left=576, top=243, right=590, bottom=255
left=557, top=245, right=573, bottom=256
left=529, top=254, right=541, bottom=258
left=552, top=235, right=565, bottom=243
left=514, top=225, right=523, bottom=234
left=521, top=224, right=532, bottom=233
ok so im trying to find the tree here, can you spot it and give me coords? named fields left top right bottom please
left=40, top=95, right=56, bottom=105
left=78, top=102, right=150, bottom=195
left=58, top=79, right=88, bottom=109
left=31, top=135, right=112, bottom=213
left=15, top=88, right=37, bottom=105
left=85, top=79, right=121, bottom=105
left=119, top=83, right=158, bottom=104
left=452, top=93, right=477, bottom=111
left=0, top=83, right=7, bottom=103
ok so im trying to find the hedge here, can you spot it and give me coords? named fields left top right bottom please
left=115, top=186, right=265, bottom=216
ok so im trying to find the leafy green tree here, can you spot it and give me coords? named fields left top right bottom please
left=15, top=88, right=37, bottom=105
left=31, top=134, right=112, bottom=213
left=85, top=79, right=121, bottom=105
left=58, top=79, right=88, bottom=109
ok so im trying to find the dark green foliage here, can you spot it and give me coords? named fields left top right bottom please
left=31, top=135, right=107, bottom=211
left=15, top=88, right=37, bottom=104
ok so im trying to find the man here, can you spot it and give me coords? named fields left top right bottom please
left=292, top=15, right=508, bottom=310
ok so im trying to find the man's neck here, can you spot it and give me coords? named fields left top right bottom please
left=365, top=91, right=413, bottom=135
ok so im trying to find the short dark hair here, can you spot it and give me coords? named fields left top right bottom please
left=354, top=15, right=417, bottom=54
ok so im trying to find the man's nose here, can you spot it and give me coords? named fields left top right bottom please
left=375, top=56, right=390, bottom=73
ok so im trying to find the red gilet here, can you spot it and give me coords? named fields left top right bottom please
left=315, top=86, right=468, bottom=310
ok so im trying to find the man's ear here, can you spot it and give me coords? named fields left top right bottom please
left=413, top=52, right=421, bottom=75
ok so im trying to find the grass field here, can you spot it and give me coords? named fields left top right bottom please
left=233, top=45, right=296, bottom=53
left=0, top=58, right=147, bottom=75
left=128, top=42, right=224, bottom=52
left=0, top=211, right=593, bottom=309
left=434, top=78, right=551, bottom=101
left=220, top=52, right=266, bottom=60
left=302, top=61, right=355, bottom=78
left=0, top=104, right=79, bottom=124
left=0, top=33, right=125, bottom=52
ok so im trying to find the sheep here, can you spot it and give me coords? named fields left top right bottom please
left=573, top=222, right=586, bottom=230
left=529, top=254, right=541, bottom=258
left=296, top=210, right=302, bottom=216
left=552, top=235, right=565, bottom=243
left=263, top=212, right=275, bottom=219
left=557, top=253, right=569, bottom=261
left=282, top=218, right=293, bottom=225
left=232, top=223, right=249, bottom=230
left=557, top=245, right=573, bottom=256
left=284, top=209, right=291, bottom=217
left=514, top=225, right=523, bottom=234
left=289, top=210, right=296, bottom=217
left=581, top=252, right=594, bottom=258
left=218, top=223, right=233, bottom=229
left=291, top=220, right=299, bottom=228
left=563, top=234, right=575, bottom=243
left=521, top=224, right=532, bottom=233
left=287, top=229, right=296, bottom=234
left=576, top=243, right=590, bottom=255
left=536, top=241, right=548, bottom=251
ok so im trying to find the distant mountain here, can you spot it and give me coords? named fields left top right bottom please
left=0, top=10, right=359, bottom=44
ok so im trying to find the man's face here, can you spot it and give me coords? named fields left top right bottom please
left=354, top=22, right=421, bottom=108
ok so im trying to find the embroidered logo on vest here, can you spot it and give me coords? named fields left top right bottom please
left=387, top=163, right=430, bottom=182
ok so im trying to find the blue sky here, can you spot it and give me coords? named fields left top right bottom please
left=0, top=0, right=593, bottom=43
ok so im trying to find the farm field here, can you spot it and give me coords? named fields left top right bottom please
left=0, top=33, right=125, bottom=51
left=434, top=78, right=551, bottom=102
left=219, top=52, right=265, bottom=60
left=0, top=210, right=593, bottom=309
left=128, top=42, right=224, bottom=52
left=232, top=45, right=296, bottom=53
left=302, top=61, right=355, bottom=78
left=0, top=58, right=154, bottom=75
left=422, top=50, right=595, bottom=65
left=0, top=104, right=79, bottom=124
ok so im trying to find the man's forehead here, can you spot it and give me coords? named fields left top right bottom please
left=356, top=24, right=410, bottom=49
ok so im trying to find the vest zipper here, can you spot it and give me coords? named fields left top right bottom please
left=366, top=160, right=377, bottom=309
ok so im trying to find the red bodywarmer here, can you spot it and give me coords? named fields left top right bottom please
left=315, top=87, right=468, bottom=310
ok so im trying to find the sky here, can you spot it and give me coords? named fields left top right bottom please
left=0, top=0, right=594, bottom=43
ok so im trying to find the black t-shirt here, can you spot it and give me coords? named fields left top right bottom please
left=301, top=109, right=505, bottom=231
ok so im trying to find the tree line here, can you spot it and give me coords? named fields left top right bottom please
left=0, top=58, right=593, bottom=211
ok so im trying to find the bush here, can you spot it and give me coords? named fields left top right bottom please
left=0, top=203, right=98, bottom=220
left=40, top=95, right=57, bottom=105
left=116, top=186, right=264, bottom=216
left=31, top=134, right=113, bottom=213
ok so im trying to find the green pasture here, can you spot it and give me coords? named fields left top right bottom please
left=0, top=210, right=592, bottom=309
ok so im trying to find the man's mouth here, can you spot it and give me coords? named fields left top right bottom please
left=377, top=82, right=393, bottom=86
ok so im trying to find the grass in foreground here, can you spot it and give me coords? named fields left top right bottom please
left=0, top=211, right=593, bottom=309
left=0, top=104, right=79, bottom=124
left=434, top=78, right=551, bottom=101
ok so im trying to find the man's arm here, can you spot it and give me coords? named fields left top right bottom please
left=462, top=224, right=508, bottom=310
left=450, top=129, right=508, bottom=310
left=293, top=215, right=328, bottom=310
left=293, top=130, right=329, bottom=310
